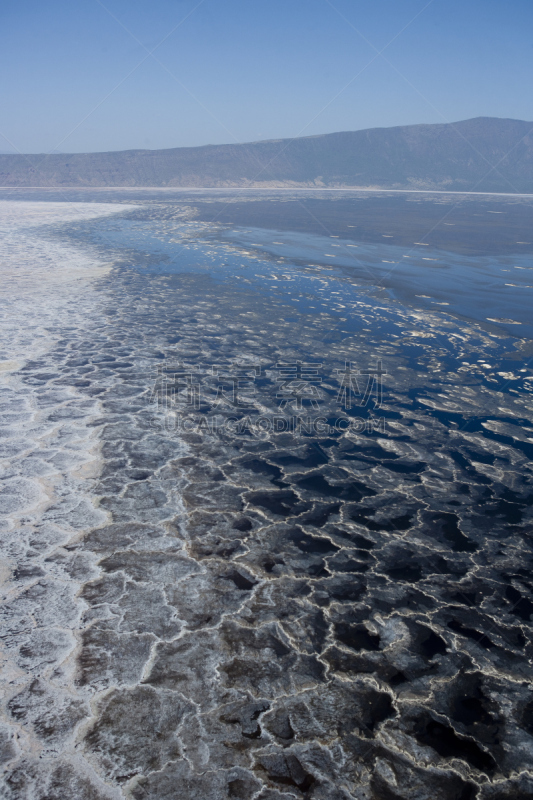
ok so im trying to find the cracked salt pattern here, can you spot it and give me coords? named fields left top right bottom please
left=1, top=193, right=533, bottom=800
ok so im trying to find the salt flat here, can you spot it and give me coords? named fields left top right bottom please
left=0, top=202, right=136, bottom=799
left=1, top=192, right=533, bottom=800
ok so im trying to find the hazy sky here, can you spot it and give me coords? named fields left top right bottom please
left=1, top=0, right=532, bottom=153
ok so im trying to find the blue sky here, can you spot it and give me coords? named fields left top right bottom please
left=1, top=0, right=531, bottom=153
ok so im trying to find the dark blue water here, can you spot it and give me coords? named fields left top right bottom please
left=46, top=196, right=533, bottom=405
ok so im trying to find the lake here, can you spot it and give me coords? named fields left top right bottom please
left=1, top=188, right=532, bottom=799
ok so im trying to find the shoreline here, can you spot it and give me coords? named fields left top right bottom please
left=1, top=186, right=533, bottom=197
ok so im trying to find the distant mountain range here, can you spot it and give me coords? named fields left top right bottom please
left=1, top=117, right=532, bottom=192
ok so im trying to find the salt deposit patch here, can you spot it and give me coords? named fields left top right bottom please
left=0, top=201, right=136, bottom=364
left=0, top=200, right=137, bottom=795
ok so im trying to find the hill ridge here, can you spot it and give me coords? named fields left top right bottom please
left=1, top=116, right=532, bottom=192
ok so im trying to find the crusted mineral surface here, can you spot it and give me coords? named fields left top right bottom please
left=1, top=194, right=533, bottom=800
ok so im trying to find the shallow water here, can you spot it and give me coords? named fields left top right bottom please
left=1, top=190, right=533, bottom=799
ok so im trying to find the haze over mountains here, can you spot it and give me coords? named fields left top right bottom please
left=1, top=117, right=532, bottom=193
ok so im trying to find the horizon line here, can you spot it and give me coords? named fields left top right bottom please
left=1, top=187, right=532, bottom=197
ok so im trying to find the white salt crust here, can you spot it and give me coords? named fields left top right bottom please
left=0, top=202, right=136, bottom=799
